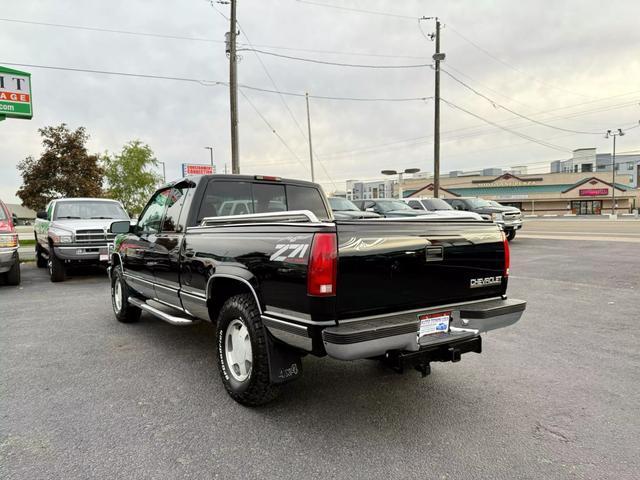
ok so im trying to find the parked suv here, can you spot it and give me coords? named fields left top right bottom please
left=34, top=198, right=130, bottom=282
left=443, top=197, right=523, bottom=240
left=0, top=199, right=20, bottom=285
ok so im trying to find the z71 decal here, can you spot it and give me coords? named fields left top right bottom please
left=270, top=243, right=310, bottom=262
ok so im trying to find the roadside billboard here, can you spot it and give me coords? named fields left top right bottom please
left=0, top=66, right=32, bottom=120
left=182, top=163, right=215, bottom=176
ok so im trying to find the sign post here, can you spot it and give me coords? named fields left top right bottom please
left=0, top=66, right=33, bottom=121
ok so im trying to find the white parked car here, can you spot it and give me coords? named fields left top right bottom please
left=403, top=197, right=483, bottom=220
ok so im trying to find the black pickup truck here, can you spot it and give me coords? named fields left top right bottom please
left=108, top=175, right=526, bottom=405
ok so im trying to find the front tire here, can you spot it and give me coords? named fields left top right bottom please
left=506, top=230, right=516, bottom=241
left=5, top=259, right=20, bottom=285
left=48, top=248, right=65, bottom=282
left=35, top=242, right=47, bottom=268
left=216, top=293, right=278, bottom=406
left=111, top=268, right=141, bottom=323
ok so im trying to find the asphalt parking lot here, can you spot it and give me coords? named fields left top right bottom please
left=1, top=235, right=639, bottom=479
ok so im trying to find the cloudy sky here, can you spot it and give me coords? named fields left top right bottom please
left=1, top=0, right=640, bottom=202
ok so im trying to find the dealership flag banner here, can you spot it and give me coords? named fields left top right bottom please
left=0, top=66, right=32, bottom=120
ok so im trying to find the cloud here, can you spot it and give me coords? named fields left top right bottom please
left=1, top=0, right=639, bottom=201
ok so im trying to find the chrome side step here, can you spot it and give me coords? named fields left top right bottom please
left=128, top=297, right=199, bottom=326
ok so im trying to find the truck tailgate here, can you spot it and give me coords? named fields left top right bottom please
left=335, top=219, right=507, bottom=319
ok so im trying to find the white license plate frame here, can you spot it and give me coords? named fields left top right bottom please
left=417, top=311, right=451, bottom=339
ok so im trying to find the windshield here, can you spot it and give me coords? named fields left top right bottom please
left=421, top=198, right=453, bottom=211
left=466, top=198, right=493, bottom=208
left=329, top=197, right=359, bottom=211
left=376, top=200, right=414, bottom=212
left=54, top=201, right=129, bottom=220
left=487, top=200, right=502, bottom=207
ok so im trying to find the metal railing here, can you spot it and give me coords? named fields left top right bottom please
left=199, top=210, right=320, bottom=227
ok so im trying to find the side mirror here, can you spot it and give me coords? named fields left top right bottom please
left=109, top=220, right=131, bottom=234
left=11, top=213, right=18, bottom=223
left=36, top=210, right=48, bottom=219
left=410, top=205, right=422, bottom=210
left=365, top=207, right=375, bottom=212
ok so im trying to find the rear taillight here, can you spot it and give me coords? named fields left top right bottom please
left=502, top=232, right=510, bottom=277
left=0, top=234, right=19, bottom=248
left=307, top=232, right=337, bottom=296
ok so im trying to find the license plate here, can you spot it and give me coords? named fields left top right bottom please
left=99, top=254, right=109, bottom=261
left=417, top=311, right=451, bottom=338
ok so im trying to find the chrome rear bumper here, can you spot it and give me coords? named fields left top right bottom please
left=322, top=298, right=526, bottom=361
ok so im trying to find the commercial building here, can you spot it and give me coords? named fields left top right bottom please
left=550, top=148, right=640, bottom=187
left=402, top=171, right=639, bottom=215
left=5, top=203, right=36, bottom=225
left=346, top=179, right=395, bottom=200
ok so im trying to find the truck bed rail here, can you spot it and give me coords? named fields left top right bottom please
left=199, top=210, right=320, bottom=226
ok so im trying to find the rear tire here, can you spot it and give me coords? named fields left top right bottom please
left=506, top=230, right=516, bottom=241
left=35, top=243, right=47, bottom=268
left=216, top=293, right=278, bottom=406
left=111, top=268, right=141, bottom=323
left=5, top=259, right=20, bottom=285
left=48, top=248, right=65, bottom=282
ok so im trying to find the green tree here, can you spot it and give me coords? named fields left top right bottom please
left=103, top=140, right=161, bottom=216
left=17, top=124, right=104, bottom=210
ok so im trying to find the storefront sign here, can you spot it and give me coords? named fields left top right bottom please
left=181, top=163, right=215, bottom=176
left=0, top=66, right=33, bottom=120
left=579, top=188, right=608, bottom=196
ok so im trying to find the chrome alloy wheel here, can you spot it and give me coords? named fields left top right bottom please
left=225, top=319, right=253, bottom=382
left=113, top=279, right=123, bottom=312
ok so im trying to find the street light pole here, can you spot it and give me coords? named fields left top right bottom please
left=305, top=93, right=315, bottom=182
left=381, top=168, right=420, bottom=199
left=205, top=146, right=214, bottom=170
left=158, top=161, right=166, bottom=183
left=605, top=129, right=624, bottom=215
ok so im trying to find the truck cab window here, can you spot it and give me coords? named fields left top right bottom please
left=287, top=185, right=329, bottom=220
left=197, top=181, right=253, bottom=222
left=252, top=183, right=286, bottom=213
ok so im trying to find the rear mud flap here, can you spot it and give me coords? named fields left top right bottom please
left=265, top=333, right=303, bottom=385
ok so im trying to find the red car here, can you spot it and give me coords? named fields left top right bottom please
left=0, top=200, right=20, bottom=285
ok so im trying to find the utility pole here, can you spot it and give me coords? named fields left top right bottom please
left=605, top=128, right=624, bottom=215
left=228, top=0, right=240, bottom=174
left=421, top=17, right=444, bottom=197
left=305, top=93, right=315, bottom=182
left=433, top=18, right=442, bottom=198
left=158, top=161, right=166, bottom=183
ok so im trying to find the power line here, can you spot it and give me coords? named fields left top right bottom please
left=0, top=61, right=430, bottom=102
left=445, top=23, right=592, bottom=99
left=0, top=61, right=227, bottom=85
left=235, top=23, right=337, bottom=189
left=0, top=16, right=429, bottom=61
left=239, top=84, right=431, bottom=102
left=441, top=68, right=605, bottom=135
left=238, top=48, right=432, bottom=69
left=255, top=100, right=639, bottom=164
left=241, top=43, right=428, bottom=60
left=441, top=98, right=573, bottom=153
left=0, top=17, right=225, bottom=43
left=294, top=0, right=417, bottom=20
left=239, top=89, right=311, bottom=173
